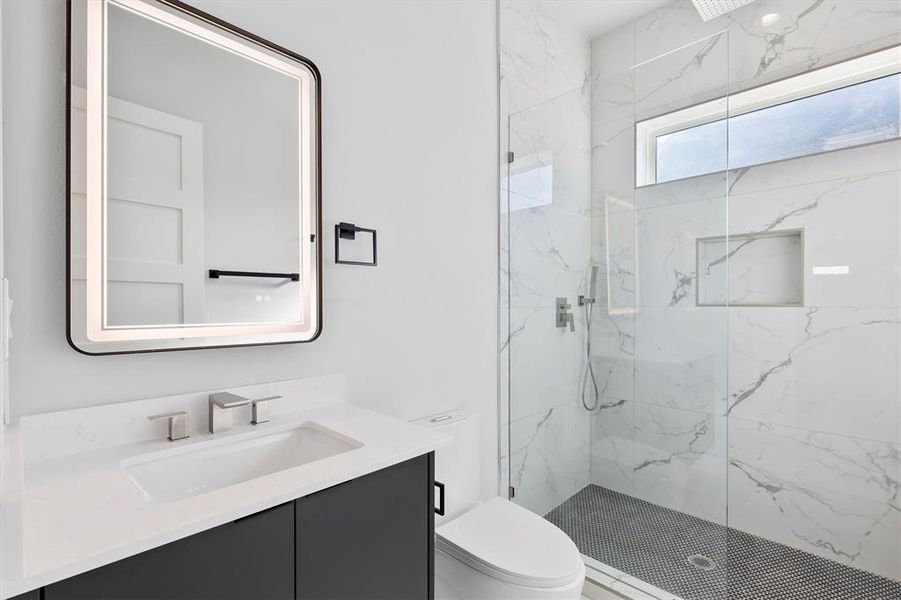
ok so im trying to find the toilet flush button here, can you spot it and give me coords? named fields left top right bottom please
left=431, top=415, right=453, bottom=423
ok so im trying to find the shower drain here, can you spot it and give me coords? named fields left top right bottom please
left=687, top=554, right=717, bottom=571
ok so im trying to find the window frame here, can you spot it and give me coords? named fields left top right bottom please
left=635, top=45, right=901, bottom=187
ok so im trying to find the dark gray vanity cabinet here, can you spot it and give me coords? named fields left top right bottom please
left=43, top=502, right=295, bottom=600
left=18, top=454, right=434, bottom=600
left=296, top=453, right=434, bottom=599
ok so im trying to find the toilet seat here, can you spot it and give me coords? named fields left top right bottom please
left=435, top=497, right=583, bottom=589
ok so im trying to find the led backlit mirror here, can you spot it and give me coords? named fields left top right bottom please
left=68, top=0, right=321, bottom=354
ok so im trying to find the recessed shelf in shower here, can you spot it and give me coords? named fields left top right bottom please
left=696, top=229, right=804, bottom=307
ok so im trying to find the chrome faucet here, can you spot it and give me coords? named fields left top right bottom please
left=148, top=411, right=189, bottom=441
left=208, top=392, right=251, bottom=434
left=208, top=392, right=282, bottom=433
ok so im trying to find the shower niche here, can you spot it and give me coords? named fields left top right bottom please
left=696, top=229, right=804, bottom=307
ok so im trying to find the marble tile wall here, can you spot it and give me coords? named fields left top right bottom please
left=499, top=1, right=593, bottom=516
left=589, top=0, right=901, bottom=582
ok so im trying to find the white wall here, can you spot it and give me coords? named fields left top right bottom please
left=1, top=0, right=498, bottom=498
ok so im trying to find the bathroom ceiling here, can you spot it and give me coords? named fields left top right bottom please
left=555, top=0, right=672, bottom=38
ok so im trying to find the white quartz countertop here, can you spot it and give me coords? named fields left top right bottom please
left=0, top=401, right=450, bottom=598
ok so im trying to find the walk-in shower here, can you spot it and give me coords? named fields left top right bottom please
left=501, top=1, right=901, bottom=599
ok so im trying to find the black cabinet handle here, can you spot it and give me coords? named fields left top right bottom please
left=434, top=481, right=446, bottom=516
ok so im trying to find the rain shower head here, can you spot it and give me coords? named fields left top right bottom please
left=691, top=0, right=754, bottom=22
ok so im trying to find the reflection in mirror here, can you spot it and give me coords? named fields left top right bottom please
left=68, top=0, right=320, bottom=354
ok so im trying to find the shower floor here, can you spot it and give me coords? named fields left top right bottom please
left=546, top=485, right=901, bottom=600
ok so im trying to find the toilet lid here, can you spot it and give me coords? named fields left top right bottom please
left=435, top=497, right=584, bottom=588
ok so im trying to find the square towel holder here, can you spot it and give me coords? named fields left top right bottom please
left=335, top=222, right=377, bottom=266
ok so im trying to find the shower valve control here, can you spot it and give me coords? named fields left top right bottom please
left=556, top=297, right=575, bottom=332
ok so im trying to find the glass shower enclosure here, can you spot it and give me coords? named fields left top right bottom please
left=502, top=2, right=901, bottom=598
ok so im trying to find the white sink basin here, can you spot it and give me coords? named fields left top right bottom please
left=123, top=423, right=363, bottom=503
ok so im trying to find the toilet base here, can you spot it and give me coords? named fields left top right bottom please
left=435, top=546, right=585, bottom=599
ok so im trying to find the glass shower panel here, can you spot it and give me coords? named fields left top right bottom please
left=723, top=36, right=901, bottom=600
left=544, top=31, right=732, bottom=599
left=506, top=87, right=592, bottom=518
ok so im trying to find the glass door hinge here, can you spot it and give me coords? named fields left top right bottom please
left=508, top=485, right=515, bottom=499
left=506, top=151, right=514, bottom=164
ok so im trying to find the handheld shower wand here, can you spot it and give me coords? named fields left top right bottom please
left=579, top=266, right=600, bottom=411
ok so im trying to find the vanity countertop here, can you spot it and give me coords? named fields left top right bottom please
left=0, top=401, right=451, bottom=598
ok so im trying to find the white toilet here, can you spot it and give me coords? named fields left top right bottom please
left=415, top=410, right=585, bottom=599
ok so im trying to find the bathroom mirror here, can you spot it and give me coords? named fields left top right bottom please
left=67, top=0, right=321, bottom=354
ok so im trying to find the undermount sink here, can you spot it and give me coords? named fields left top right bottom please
left=123, top=423, right=363, bottom=503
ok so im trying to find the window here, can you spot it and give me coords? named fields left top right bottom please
left=636, top=46, right=901, bottom=186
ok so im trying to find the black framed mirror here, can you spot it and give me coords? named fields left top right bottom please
left=67, top=0, right=322, bottom=355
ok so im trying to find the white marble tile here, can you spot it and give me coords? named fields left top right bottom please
left=729, top=418, right=901, bottom=581
left=729, top=307, right=901, bottom=445
left=592, top=116, right=636, bottom=210
left=500, top=0, right=590, bottom=116
left=725, top=0, right=901, bottom=91
left=635, top=197, right=727, bottom=309
left=602, top=208, right=638, bottom=312
left=632, top=30, right=729, bottom=123
left=508, top=205, right=592, bottom=308
left=633, top=403, right=728, bottom=524
left=507, top=87, right=592, bottom=309
left=509, top=86, right=592, bottom=214
left=589, top=398, right=635, bottom=495
left=508, top=306, right=587, bottom=423
left=510, top=399, right=591, bottom=516
left=633, top=1, right=725, bottom=67
left=634, top=307, right=728, bottom=416
left=635, top=171, right=728, bottom=213
left=729, top=170, right=901, bottom=309
left=590, top=23, right=635, bottom=127
left=589, top=311, right=634, bottom=403
left=632, top=1, right=901, bottom=94
left=727, top=138, right=901, bottom=195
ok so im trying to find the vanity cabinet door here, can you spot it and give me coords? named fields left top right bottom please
left=44, top=501, right=294, bottom=600
left=295, top=453, right=434, bottom=600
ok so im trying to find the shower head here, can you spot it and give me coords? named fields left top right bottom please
left=691, top=0, right=754, bottom=22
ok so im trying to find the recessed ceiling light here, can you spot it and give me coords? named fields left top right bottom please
left=761, top=12, right=781, bottom=27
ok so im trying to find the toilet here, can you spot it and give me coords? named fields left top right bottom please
left=415, top=410, right=585, bottom=599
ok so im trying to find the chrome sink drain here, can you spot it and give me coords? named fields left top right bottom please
left=687, top=554, right=717, bottom=571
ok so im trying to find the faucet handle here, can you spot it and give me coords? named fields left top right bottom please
left=148, top=411, right=189, bottom=442
left=251, top=395, right=281, bottom=425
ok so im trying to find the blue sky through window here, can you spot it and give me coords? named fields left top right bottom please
left=654, top=73, right=900, bottom=184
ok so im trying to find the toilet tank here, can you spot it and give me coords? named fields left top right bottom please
left=413, top=409, right=480, bottom=524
